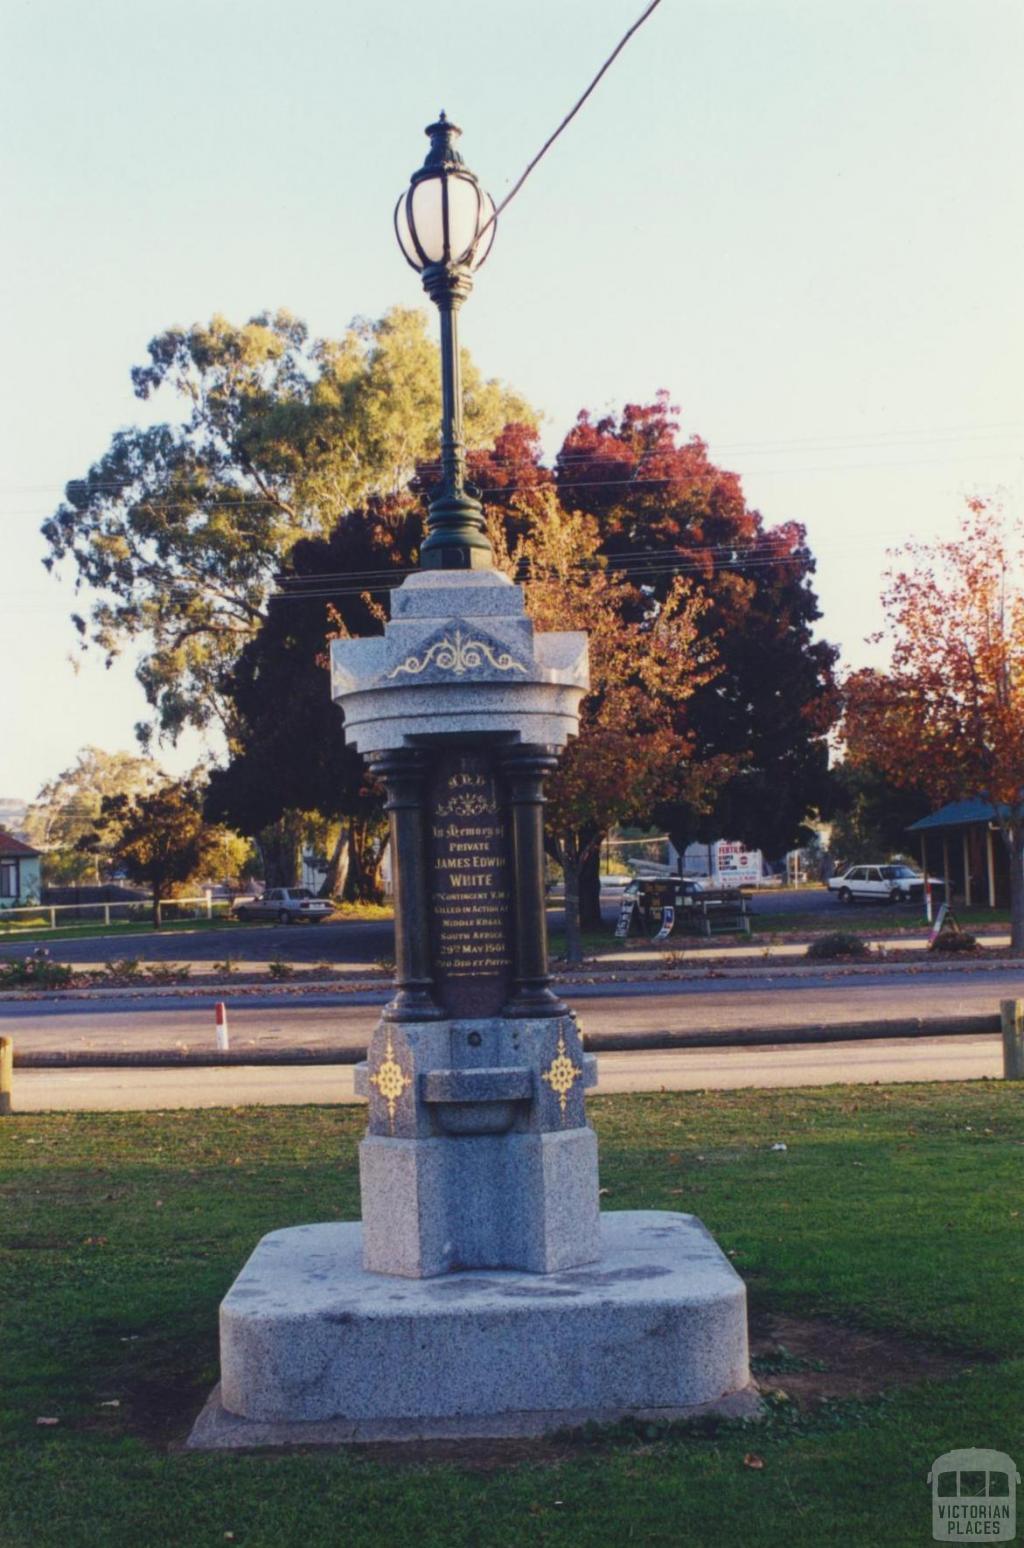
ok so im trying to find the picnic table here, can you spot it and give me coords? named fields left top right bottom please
left=614, top=877, right=752, bottom=940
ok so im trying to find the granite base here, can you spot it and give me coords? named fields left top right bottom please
left=189, top=1211, right=753, bottom=1445
left=359, top=1126, right=600, bottom=1277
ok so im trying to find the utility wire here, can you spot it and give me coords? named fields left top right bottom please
left=475, top=0, right=663, bottom=246
left=6, top=420, right=1022, bottom=497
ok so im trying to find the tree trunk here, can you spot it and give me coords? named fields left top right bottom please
left=319, top=827, right=348, bottom=899
left=1007, top=823, right=1024, bottom=954
left=578, top=837, right=604, bottom=931
left=151, top=879, right=163, bottom=929
left=342, top=816, right=386, bottom=904
left=562, top=844, right=584, bottom=967
left=257, top=813, right=302, bottom=889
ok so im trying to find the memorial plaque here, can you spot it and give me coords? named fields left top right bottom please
left=428, top=751, right=514, bottom=1018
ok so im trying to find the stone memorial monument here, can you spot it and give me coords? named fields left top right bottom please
left=189, top=116, right=755, bottom=1448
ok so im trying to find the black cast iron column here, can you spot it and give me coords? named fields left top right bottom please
left=500, top=745, right=567, bottom=1018
left=419, top=261, right=494, bottom=571
left=370, top=749, right=443, bottom=1022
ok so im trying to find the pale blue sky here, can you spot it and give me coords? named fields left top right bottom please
left=2, top=0, right=1022, bottom=798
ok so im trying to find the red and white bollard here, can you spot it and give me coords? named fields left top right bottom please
left=215, top=1001, right=230, bottom=1053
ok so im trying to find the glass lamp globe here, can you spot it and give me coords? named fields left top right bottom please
left=394, top=113, right=496, bottom=273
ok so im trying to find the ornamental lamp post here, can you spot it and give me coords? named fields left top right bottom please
left=395, top=113, right=497, bottom=571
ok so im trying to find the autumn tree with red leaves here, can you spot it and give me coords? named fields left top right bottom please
left=207, top=397, right=836, bottom=927
left=843, top=498, right=1024, bottom=951
left=491, top=493, right=726, bottom=963
left=559, top=398, right=836, bottom=859
left=482, top=399, right=838, bottom=924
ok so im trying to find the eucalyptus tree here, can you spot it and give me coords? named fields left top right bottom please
left=43, top=307, right=534, bottom=744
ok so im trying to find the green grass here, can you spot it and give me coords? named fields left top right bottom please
left=548, top=930, right=617, bottom=958
left=0, top=915, right=246, bottom=945
left=750, top=905, right=1011, bottom=937
left=553, top=907, right=1013, bottom=958
left=1, top=1084, right=1022, bottom=1546
left=0, top=901, right=394, bottom=947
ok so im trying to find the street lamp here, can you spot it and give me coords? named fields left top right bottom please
left=395, top=113, right=497, bottom=571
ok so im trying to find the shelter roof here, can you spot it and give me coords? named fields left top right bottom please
left=908, top=798, right=1002, bottom=832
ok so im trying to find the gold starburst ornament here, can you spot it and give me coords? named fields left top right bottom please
left=369, top=1031, right=413, bottom=1132
left=541, top=1032, right=583, bottom=1120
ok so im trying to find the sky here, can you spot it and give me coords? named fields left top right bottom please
left=2, top=0, right=1022, bottom=802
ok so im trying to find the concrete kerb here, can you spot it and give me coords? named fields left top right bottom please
left=10, top=1013, right=1004, bottom=1069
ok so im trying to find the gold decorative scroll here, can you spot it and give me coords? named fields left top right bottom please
left=386, top=627, right=527, bottom=680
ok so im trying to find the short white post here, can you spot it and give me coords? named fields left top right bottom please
left=1001, top=999, right=1024, bottom=1079
left=49, top=906, right=56, bottom=928
left=215, top=1002, right=230, bottom=1053
left=205, top=888, right=213, bottom=919
left=103, top=904, right=111, bottom=926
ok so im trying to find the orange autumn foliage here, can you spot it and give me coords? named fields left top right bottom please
left=490, top=493, right=728, bottom=961
left=842, top=497, right=1024, bottom=949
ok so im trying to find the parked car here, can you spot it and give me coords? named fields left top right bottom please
left=232, top=887, right=335, bottom=924
left=827, top=864, right=941, bottom=905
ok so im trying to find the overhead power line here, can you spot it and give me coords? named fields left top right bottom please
left=477, top=0, right=663, bottom=243
left=7, top=419, right=1020, bottom=498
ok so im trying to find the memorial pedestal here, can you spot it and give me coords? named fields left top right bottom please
left=188, top=568, right=757, bottom=1448
left=188, top=1212, right=758, bottom=1447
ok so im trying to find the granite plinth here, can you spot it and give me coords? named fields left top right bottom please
left=197, top=1211, right=752, bottom=1439
left=359, top=1126, right=600, bottom=1277
left=330, top=569, right=588, bottom=757
left=188, top=1380, right=762, bottom=1449
left=354, top=1012, right=601, bottom=1276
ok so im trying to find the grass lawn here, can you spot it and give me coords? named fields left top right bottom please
left=2, top=1084, right=1022, bottom=1547
left=0, top=915, right=252, bottom=945
left=749, top=904, right=1012, bottom=937
left=0, top=902, right=394, bottom=947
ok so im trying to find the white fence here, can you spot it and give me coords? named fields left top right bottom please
left=0, top=894, right=233, bottom=933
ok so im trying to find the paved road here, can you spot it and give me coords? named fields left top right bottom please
left=0, top=888, right=846, bottom=969
left=8, top=1034, right=1001, bottom=1111
left=3, top=964, right=1023, bottom=1057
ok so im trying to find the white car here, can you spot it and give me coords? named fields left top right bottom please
left=232, top=887, right=334, bottom=924
left=827, top=864, right=939, bottom=905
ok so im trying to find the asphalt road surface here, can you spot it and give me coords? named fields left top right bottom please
left=0, top=888, right=847, bottom=969
left=4, top=964, right=1023, bottom=1057
left=9, top=1035, right=1002, bottom=1111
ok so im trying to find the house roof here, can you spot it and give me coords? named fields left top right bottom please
left=0, top=831, right=41, bottom=857
left=908, top=798, right=1002, bottom=833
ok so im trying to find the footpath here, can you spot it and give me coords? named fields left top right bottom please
left=3, top=948, right=1023, bottom=1069
left=1, top=924, right=1019, bottom=1001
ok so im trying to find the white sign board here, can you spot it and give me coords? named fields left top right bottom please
left=713, top=842, right=762, bottom=886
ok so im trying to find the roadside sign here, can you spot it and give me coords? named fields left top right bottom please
left=614, top=896, right=638, bottom=939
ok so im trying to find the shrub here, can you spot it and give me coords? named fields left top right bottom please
left=930, top=929, right=980, bottom=954
left=145, top=962, right=191, bottom=984
left=0, top=950, right=75, bottom=989
left=103, top=958, right=146, bottom=984
left=268, top=959, right=295, bottom=981
left=805, top=932, right=873, bottom=962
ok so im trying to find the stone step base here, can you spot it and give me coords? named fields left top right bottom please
left=188, top=1211, right=754, bottom=1446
